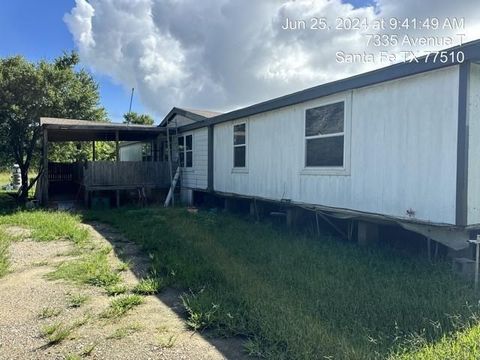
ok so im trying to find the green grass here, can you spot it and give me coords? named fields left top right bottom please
left=87, top=207, right=480, bottom=360
left=67, top=293, right=89, bottom=308
left=0, top=209, right=88, bottom=278
left=38, top=307, right=62, bottom=319
left=101, top=294, right=144, bottom=318
left=41, top=322, right=73, bottom=345
left=132, top=277, right=163, bottom=295
left=107, top=323, right=143, bottom=339
left=0, top=172, right=10, bottom=186
left=105, top=283, right=128, bottom=296
left=48, top=248, right=121, bottom=288
left=0, top=211, right=89, bottom=244
left=390, top=321, right=480, bottom=359
left=0, top=229, right=10, bottom=277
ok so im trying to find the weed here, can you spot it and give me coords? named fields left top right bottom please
left=181, top=291, right=219, bottom=332
left=115, top=260, right=130, bottom=272
left=81, top=342, right=97, bottom=356
left=0, top=229, right=10, bottom=277
left=132, top=277, right=163, bottom=295
left=48, top=251, right=120, bottom=288
left=41, top=322, right=72, bottom=345
left=67, top=293, right=89, bottom=308
left=32, top=260, right=49, bottom=267
left=0, top=211, right=89, bottom=244
left=157, top=333, right=177, bottom=348
left=38, top=307, right=62, bottom=319
left=105, top=283, right=128, bottom=296
left=64, top=354, right=81, bottom=360
left=101, top=294, right=144, bottom=318
left=72, top=314, right=90, bottom=328
left=107, top=323, right=143, bottom=340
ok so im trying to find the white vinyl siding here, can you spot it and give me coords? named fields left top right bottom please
left=214, top=66, right=459, bottom=224
left=180, top=127, right=208, bottom=190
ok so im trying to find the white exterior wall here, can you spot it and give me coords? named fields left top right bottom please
left=468, top=63, right=480, bottom=225
left=119, top=143, right=143, bottom=161
left=180, top=127, right=209, bottom=190
left=168, top=114, right=197, bottom=127
left=214, top=66, right=460, bottom=224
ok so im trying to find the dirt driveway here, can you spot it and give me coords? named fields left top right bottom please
left=0, top=223, right=245, bottom=360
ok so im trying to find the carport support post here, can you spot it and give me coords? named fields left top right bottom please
left=115, top=131, right=120, bottom=208
left=115, top=130, right=119, bottom=161
left=357, top=221, right=379, bottom=247
left=42, top=128, right=49, bottom=205
left=92, top=141, right=96, bottom=161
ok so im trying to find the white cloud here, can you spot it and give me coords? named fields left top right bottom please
left=65, top=0, right=480, bottom=118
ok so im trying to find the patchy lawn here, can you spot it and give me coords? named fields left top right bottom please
left=87, top=207, right=480, bottom=360
left=0, top=209, right=244, bottom=359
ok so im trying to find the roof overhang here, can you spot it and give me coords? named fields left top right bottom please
left=40, top=117, right=165, bottom=142
left=159, top=107, right=208, bottom=127
left=178, top=39, right=480, bottom=132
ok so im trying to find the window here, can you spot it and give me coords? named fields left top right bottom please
left=233, top=123, right=246, bottom=168
left=178, top=134, right=193, bottom=168
left=142, top=142, right=152, bottom=162
left=305, top=102, right=344, bottom=167
left=163, top=141, right=169, bottom=162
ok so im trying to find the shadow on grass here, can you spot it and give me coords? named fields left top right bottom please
left=0, top=192, right=19, bottom=214
left=86, top=220, right=248, bottom=360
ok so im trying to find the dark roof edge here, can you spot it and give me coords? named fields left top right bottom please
left=178, top=39, right=480, bottom=132
left=158, top=107, right=208, bottom=127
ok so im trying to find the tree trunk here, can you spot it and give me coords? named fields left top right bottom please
left=19, top=167, right=29, bottom=203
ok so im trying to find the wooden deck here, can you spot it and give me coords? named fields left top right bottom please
left=44, top=161, right=170, bottom=206
left=48, top=161, right=170, bottom=189
left=80, top=161, right=170, bottom=189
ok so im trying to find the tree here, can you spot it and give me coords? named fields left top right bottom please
left=123, top=111, right=154, bottom=125
left=0, top=52, right=107, bottom=202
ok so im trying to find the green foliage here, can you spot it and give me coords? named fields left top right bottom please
left=0, top=51, right=107, bottom=200
left=132, top=277, right=163, bottom=295
left=67, top=293, right=89, bottom=308
left=105, top=283, right=128, bottom=296
left=123, top=111, right=154, bottom=125
left=390, top=321, right=480, bottom=359
left=87, top=207, right=480, bottom=360
left=0, top=209, right=88, bottom=278
left=48, top=249, right=121, bottom=288
left=0, top=210, right=89, bottom=244
left=49, top=141, right=115, bottom=163
left=107, top=323, right=142, bottom=340
left=101, top=294, right=144, bottom=318
left=38, top=307, right=62, bottom=319
left=0, top=229, right=9, bottom=277
left=41, top=322, right=73, bottom=345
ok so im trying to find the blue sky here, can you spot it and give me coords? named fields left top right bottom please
left=0, top=0, right=375, bottom=124
left=0, top=0, right=145, bottom=123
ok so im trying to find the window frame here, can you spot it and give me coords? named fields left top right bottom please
left=232, top=121, right=248, bottom=172
left=178, top=134, right=194, bottom=169
left=301, top=95, right=351, bottom=176
left=141, top=142, right=153, bottom=162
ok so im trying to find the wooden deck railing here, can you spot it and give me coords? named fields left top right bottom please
left=83, top=161, right=170, bottom=188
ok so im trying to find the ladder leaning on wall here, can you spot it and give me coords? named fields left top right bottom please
left=164, top=116, right=180, bottom=207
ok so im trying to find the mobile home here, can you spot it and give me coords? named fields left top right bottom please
left=165, top=40, right=480, bottom=251
left=42, top=40, right=480, bottom=253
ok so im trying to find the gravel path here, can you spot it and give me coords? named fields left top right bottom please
left=0, top=223, right=246, bottom=360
